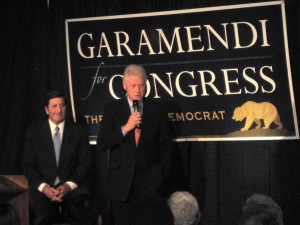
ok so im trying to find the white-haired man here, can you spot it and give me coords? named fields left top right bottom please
left=167, top=191, right=201, bottom=225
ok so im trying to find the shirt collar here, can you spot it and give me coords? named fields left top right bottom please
left=48, top=119, right=65, bottom=135
left=127, top=97, right=143, bottom=106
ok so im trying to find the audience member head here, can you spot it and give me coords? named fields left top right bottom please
left=0, top=203, right=20, bottom=225
left=239, top=193, right=283, bottom=225
left=167, top=191, right=201, bottom=225
left=130, top=197, right=173, bottom=225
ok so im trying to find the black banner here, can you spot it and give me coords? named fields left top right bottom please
left=65, top=1, right=299, bottom=143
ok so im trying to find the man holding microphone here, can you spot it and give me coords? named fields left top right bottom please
left=97, top=64, right=174, bottom=225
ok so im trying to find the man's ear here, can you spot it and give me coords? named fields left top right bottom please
left=123, top=81, right=127, bottom=91
left=44, top=106, right=49, bottom=115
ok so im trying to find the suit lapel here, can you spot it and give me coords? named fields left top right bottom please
left=121, top=98, right=131, bottom=119
left=58, top=122, right=71, bottom=167
left=120, top=98, right=136, bottom=145
left=139, top=99, right=147, bottom=146
left=42, top=122, right=57, bottom=167
left=138, top=98, right=157, bottom=147
left=136, top=98, right=151, bottom=147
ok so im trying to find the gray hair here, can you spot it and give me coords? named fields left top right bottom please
left=123, top=64, right=147, bottom=82
left=239, top=193, right=284, bottom=225
left=167, top=191, right=201, bottom=225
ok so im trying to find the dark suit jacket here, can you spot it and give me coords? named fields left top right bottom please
left=23, top=120, right=91, bottom=206
left=97, top=97, right=174, bottom=201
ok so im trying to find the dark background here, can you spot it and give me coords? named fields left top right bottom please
left=1, top=0, right=299, bottom=225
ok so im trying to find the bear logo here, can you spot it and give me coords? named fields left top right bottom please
left=232, top=101, right=283, bottom=131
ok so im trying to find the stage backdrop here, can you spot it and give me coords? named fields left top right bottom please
left=65, top=1, right=298, bottom=143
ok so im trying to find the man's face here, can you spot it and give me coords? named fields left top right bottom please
left=45, top=97, right=66, bottom=125
left=123, top=75, right=146, bottom=101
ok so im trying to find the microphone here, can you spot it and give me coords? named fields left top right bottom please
left=133, top=100, right=139, bottom=112
left=133, top=100, right=140, bottom=128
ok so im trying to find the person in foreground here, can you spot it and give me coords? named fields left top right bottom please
left=239, top=193, right=284, bottom=225
left=167, top=191, right=201, bottom=225
left=97, top=64, right=174, bottom=225
left=23, top=90, right=92, bottom=225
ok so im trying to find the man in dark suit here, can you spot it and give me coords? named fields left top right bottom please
left=23, top=90, right=92, bottom=225
left=97, top=64, right=175, bottom=225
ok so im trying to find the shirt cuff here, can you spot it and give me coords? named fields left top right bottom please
left=121, top=126, right=128, bottom=136
left=65, top=181, right=78, bottom=191
left=38, top=183, right=49, bottom=192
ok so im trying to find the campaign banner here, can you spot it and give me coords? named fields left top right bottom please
left=65, top=1, right=299, bottom=143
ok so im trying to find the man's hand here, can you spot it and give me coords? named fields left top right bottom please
left=123, top=112, right=142, bottom=133
left=42, top=185, right=61, bottom=201
left=56, top=183, right=71, bottom=200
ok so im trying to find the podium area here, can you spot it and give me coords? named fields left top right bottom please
left=0, top=175, right=29, bottom=225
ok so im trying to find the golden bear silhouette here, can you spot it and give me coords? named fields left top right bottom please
left=232, top=101, right=283, bottom=131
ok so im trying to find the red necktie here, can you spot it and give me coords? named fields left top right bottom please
left=135, top=128, right=141, bottom=146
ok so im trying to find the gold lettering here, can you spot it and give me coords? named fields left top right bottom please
left=186, top=112, right=194, bottom=121
left=176, top=112, right=185, bottom=121
left=168, top=113, right=175, bottom=121
left=84, top=115, right=103, bottom=124
left=194, top=112, right=202, bottom=120
left=203, top=111, right=211, bottom=120
left=167, top=111, right=226, bottom=122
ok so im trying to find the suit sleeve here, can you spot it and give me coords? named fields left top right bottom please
left=69, top=125, right=91, bottom=185
left=97, top=102, right=125, bottom=151
left=23, top=126, right=47, bottom=189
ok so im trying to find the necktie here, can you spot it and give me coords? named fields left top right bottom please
left=135, top=128, right=141, bottom=146
left=53, top=126, right=61, bottom=165
left=53, top=126, right=61, bottom=185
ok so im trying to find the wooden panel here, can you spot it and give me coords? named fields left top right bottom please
left=0, top=175, right=29, bottom=225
